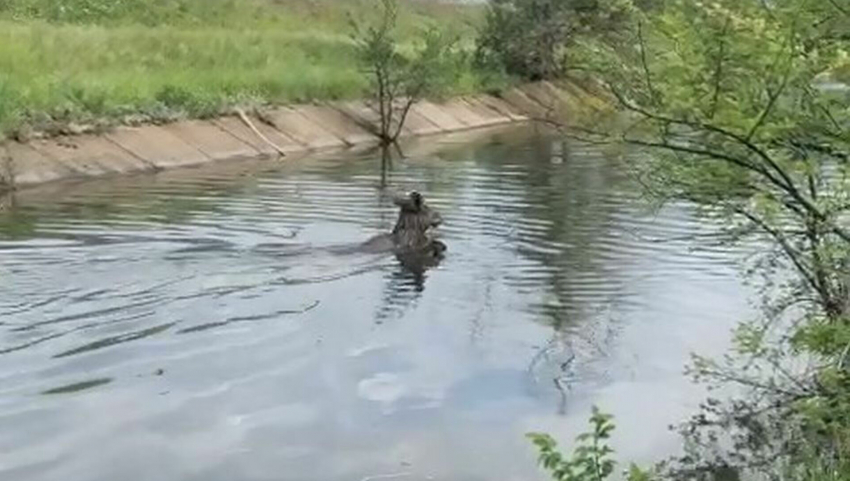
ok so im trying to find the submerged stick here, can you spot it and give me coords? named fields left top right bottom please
left=235, top=108, right=287, bottom=157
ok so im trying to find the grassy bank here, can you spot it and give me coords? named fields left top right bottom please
left=0, top=0, right=492, bottom=139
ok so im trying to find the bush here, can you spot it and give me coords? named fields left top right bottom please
left=475, top=0, right=633, bottom=81
left=528, top=407, right=655, bottom=481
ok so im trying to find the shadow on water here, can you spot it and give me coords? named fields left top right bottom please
left=175, top=300, right=320, bottom=334
left=41, top=378, right=113, bottom=395
left=52, top=322, right=176, bottom=358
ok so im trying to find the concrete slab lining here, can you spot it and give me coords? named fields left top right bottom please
left=456, top=97, right=512, bottom=125
left=106, top=126, right=210, bottom=169
left=166, top=120, right=260, bottom=161
left=335, top=101, right=442, bottom=138
left=263, top=107, right=346, bottom=150
left=411, top=101, right=468, bottom=131
left=500, top=87, right=549, bottom=118
left=4, top=142, right=79, bottom=186
left=2, top=82, right=600, bottom=189
left=403, top=108, right=444, bottom=136
left=516, top=82, right=577, bottom=118
left=470, top=95, right=528, bottom=121
left=30, top=136, right=149, bottom=177
left=436, top=99, right=493, bottom=127
left=332, top=101, right=381, bottom=135
left=212, top=116, right=304, bottom=156
left=292, top=105, right=376, bottom=146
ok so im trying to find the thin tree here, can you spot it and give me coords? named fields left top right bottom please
left=350, top=0, right=458, bottom=146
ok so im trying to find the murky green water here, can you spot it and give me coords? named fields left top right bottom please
left=0, top=126, right=750, bottom=481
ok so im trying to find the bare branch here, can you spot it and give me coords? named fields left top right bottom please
left=391, top=96, right=417, bottom=143
left=636, top=20, right=658, bottom=106
left=607, top=86, right=850, bottom=242
left=744, top=60, right=792, bottom=142
left=733, top=207, right=821, bottom=295
left=708, top=19, right=730, bottom=119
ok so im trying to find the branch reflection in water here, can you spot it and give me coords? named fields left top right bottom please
left=375, top=145, right=446, bottom=323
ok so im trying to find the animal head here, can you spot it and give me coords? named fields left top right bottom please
left=390, top=191, right=446, bottom=277
left=393, top=191, right=442, bottom=229
left=393, top=191, right=423, bottom=212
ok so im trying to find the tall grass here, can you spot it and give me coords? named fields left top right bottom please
left=0, top=0, right=490, bottom=138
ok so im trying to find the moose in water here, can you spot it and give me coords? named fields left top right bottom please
left=359, top=190, right=446, bottom=265
left=390, top=191, right=445, bottom=255
left=255, top=191, right=445, bottom=275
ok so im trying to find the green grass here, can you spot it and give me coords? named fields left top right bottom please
left=0, top=0, right=492, bottom=138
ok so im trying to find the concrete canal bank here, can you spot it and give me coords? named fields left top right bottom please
left=0, top=81, right=603, bottom=189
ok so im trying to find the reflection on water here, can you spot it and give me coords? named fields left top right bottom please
left=0, top=126, right=751, bottom=481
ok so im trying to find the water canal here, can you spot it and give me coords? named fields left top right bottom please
left=0, top=125, right=751, bottom=481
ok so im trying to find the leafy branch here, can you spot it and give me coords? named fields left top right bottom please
left=528, top=407, right=653, bottom=481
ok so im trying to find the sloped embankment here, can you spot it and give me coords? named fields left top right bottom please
left=0, top=81, right=606, bottom=189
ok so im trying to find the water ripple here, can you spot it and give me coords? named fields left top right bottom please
left=0, top=126, right=749, bottom=481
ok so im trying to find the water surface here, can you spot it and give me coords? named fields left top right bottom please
left=0, top=126, right=750, bottom=481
